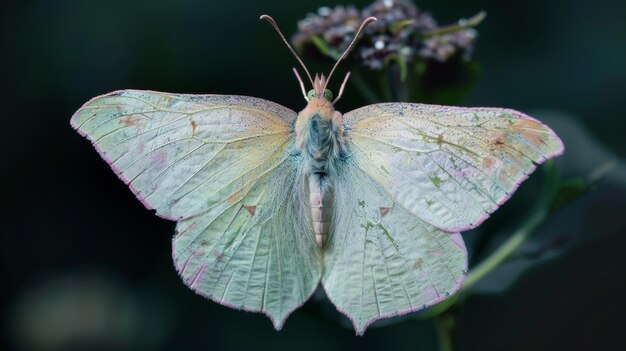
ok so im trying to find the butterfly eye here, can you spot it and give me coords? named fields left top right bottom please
left=324, top=89, right=334, bottom=101
left=307, top=89, right=316, bottom=101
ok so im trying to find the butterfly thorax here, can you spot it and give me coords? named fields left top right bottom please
left=295, top=97, right=348, bottom=247
left=295, top=98, right=347, bottom=173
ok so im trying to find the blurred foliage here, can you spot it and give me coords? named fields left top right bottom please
left=2, top=0, right=626, bottom=350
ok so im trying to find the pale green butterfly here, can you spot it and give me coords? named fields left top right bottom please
left=70, top=15, right=563, bottom=334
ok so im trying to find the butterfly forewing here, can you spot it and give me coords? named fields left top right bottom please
left=71, top=90, right=295, bottom=220
left=323, top=161, right=467, bottom=334
left=343, top=103, right=564, bottom=232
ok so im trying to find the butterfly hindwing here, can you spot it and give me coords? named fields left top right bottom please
left=323, top=161, right=467, bottom=334
left=71, top=90, right=295, bottom=220
left=174, top=159, right=321, bottom=329
left=344, top=103, right=564, bottom=232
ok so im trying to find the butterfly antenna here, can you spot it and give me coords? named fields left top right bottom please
left=260, top=15, right=314, bottom=87
left=292, top=67, right=308, bottom=101
left=324, top=16, right=377, bottom=91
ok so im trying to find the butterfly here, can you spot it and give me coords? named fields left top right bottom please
left=70, top=15, right=563, bottom=334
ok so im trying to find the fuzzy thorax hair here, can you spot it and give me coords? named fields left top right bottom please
left=295, top=96, right=348, bottom=176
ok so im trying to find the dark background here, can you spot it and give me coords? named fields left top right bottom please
left=2, top=0, right=625, bottom=350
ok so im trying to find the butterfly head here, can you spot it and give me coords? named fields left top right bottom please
left=307, top=74, right=333, bottom=102
left=260, top=15, right=376, bottom=105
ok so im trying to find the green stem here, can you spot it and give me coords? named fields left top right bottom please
left=460, top=206, right=548, bottom=292
left=378, top=70, right=393, bottom=101
left=350, top=70, right=381, bottom=104
left=435, top=314, right=454, bottom=351
left=389, top=64, right=409, bottom=101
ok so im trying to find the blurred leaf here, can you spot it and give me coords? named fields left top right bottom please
left=537, top=110, right=626, bottom=185
left=466, top=112, right=626, bottom=295
left=310, top=35, right=340, bottom=60
left=390, top=19, right=415, bottom=35
left=420, top=11, right=487, bottom=38
left=549, top=177, right=586, bottom=215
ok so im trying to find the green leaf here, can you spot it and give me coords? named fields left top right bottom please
left=390, top=19, right=415, bottom=35
left=310, top=35, right=341, bottom=60
left=420, top=11, right=486, bottom=38
left=549, top=177, right=586, bottom=215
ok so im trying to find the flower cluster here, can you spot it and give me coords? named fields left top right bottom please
left=292, top=0, right=478, bottom=69
left=292, top=5, right=361, bottom=50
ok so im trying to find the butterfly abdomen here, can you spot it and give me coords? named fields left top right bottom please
left=308, top=173, right=333, bottom=247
